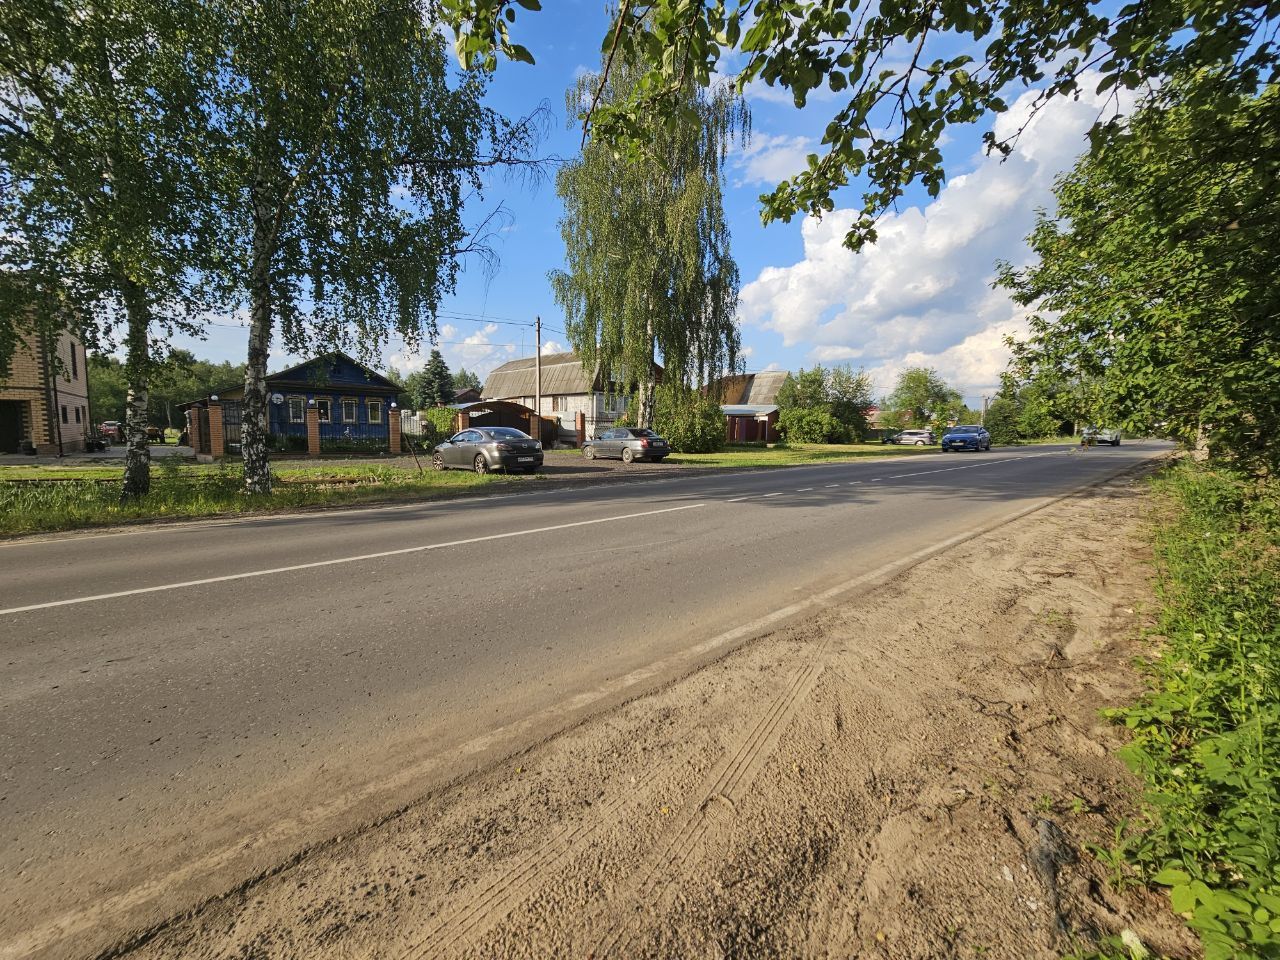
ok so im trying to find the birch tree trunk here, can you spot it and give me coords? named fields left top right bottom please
left=120, top=278, right=152, bottom=499
left=241, top=182, right=274, bottom=495
left=636, top=315, right=656, bottom=429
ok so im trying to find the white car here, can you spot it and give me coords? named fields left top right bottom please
left=1084, top=427, right=1121, bottom=446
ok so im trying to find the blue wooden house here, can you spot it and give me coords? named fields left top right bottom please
left=184, top=352, right=401, bottom=454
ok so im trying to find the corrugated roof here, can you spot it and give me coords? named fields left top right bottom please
left=483, top=352, right=595, bottom=398
left=714, top=370, right=789, bottom=405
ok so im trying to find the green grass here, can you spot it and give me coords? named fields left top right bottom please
left=0, top=461, right=535, bottom=536
left=1088, top=462, right=1280, bottom=960
left=664, top=441, right=940, bottom=467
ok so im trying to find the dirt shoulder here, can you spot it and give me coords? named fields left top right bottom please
left=116, top=468, right=1191, bottom=960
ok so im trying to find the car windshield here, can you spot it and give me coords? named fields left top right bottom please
left=628, top=429, right=658, bottom=438
left=485, top=427, right=530, bottom=440
left=949, top=427, right=980, bottom=434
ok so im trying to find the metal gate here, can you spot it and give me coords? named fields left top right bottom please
left=222, top=400, right=243, bottom=453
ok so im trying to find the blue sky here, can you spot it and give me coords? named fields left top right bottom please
left=181, top=2, right=1118, bottom=408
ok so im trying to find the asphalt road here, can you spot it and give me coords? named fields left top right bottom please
left=0, top=441, right=1169, bottom=959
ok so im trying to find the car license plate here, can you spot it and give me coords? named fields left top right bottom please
left=518, top=456, right=534, bottom=462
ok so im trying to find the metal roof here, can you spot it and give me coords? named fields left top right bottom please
left=482, top=352, right=596, bottom=398
left=715, top=370, right=789, bottom=405
left=721, top=404, right=779, bottom=417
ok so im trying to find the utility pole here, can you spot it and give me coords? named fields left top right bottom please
left=982, top=395, right=990, bottom=424
left=533, top=315, right=542, bottom=443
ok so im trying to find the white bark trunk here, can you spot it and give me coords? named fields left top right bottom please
left=241, top=183, right=274, bottom=495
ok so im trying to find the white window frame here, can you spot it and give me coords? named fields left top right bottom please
left=367, top=399, right=383, bottom=423
left=341, top=397, right=359, bottom=423
left=288, top=396, right=305, bottom=423
left=316, top=398, right=332, bottom=423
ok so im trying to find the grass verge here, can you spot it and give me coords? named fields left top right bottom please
left=663, top=441, right=940, bottom=467
left=0, top=461, right=530, bottom=537
left=1084, top=461, right=1279, bottom=960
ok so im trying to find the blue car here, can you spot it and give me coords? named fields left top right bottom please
left=941, top=425, right=991, bottom=452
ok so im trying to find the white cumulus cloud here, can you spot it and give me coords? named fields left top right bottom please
left=739, top=78, right=1126, bottom=398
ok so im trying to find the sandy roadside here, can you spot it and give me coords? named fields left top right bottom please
left=111, top=467, right=1195, bottom=960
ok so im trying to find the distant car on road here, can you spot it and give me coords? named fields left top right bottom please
left=941, top=425, right=991, bottom=452
left=100, top=421, right=123, bottom=442
left=431, top=427, right=543, bottom=474
left=884, top=429, right=936, bottom=446
left=146, top=426, right=165, bottom=444
left=583, top=427, right=671, bottom=463
left=1083, top=426, right=1121, bottom=446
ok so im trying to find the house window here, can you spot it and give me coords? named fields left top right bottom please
left=288, top=396, right=305, bottom=423
left=367, top=399, right=383, bottom=423
left=551, top=395, right=567, bottom=412
left=341, top=398, right=359, bottom=423
left=74, top=407, right=82, bottom=424
left=70, top=346, right=78, bottom=380
left=61, top=405, right=68, bottom=424
left=316, top=398, right=331, bottom=423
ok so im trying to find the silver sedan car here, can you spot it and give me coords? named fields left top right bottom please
left=583, top=427, right=671, bottom=463
left=432, top=427, right=543, bottom=474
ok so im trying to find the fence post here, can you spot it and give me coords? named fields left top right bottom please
left=388, top=404, right=401, bottom=454
left=208, top=401, right=225, bottom=459
left=576, top=411, right=585, bottom=447
left=457, top=411, right=469, bottom=432
left=188, top=409, right=203, bottom=454
left=306, top=402, right=320, bottom=457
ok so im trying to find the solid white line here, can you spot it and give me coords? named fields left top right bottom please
left=0, top=503, right=706, bottom=617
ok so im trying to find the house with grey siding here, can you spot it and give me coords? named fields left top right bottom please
left=482, top=352, right=631, bottom=442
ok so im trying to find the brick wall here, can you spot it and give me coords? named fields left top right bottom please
left=0, top=328, right=88, bottom=454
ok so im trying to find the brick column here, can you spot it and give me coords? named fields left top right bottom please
left=388, top=406, right=401, bottom=454
left=576, top=411, right=585, bottom=447
left=187, top=409, right=203, bottom=454
left=208, top=402, right=225, bottom=459
left=306, top=404, right=320, bottom=457
left=456, top=411, right=469, bottom=432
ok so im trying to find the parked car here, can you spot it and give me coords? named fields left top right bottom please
left=146, top=426, right=165, bottom=444
left=885, top=429, right=936, bottom=446
left=941, top=425, right=991, bottom=451
left=100, top=420, right=123, bottom=442
left=583, top=427, right=671, bottom=463
left=1082, top=426, right=1121, bottom=446
left=431, top=426, right=542, bottom=474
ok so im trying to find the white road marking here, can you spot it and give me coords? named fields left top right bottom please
left=0, top=503, right=706, bottom=617
left=824, top=484, right=840, bottom=488
left=796, top=487, right=814, bottom=492
left=726, top=495, right=751, bottom=502
left=761, top=492, right=784, bottom=498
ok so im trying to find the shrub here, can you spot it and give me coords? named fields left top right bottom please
left=778, top=407, right=842, bottom=443
left=983, top=397, right=1021, bottom=444
left=653, top=385, right=724, bottom=453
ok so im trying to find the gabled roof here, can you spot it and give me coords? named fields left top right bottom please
left=266, top=351, right=399, bottom=391
left=722, top=403, right=779, bottom=417
left=714, top=370, right=789, bottom=405
left=483, top=352, right=595, bottom=398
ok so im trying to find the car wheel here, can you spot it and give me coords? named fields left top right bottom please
left=431, top=452, right=445, bottom=471
left=473, top=454, right=489, bottom=475
left=1112, top=438, right=1120, bottom=446
left=622, top=447, right=635, bottom=464
left=523, top=466, right=539, bottom=474
left=652, top=456, right=666, bottom=463
left=583, top=445, right=595, bottom=460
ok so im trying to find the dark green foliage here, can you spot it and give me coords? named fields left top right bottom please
left=777, top=407, right=843, bottom=444
left=89, top=351, right=246, bottom=426
left=1004, top=82, right=1280, bottom=472
left=883, top=367, right=963, bottom=431
left=453, top=367, right=482, bottom=392
left=776, top=364, right=873, bottom=442
left=1109, top=464, right=1280, bottom=960
left=445, top=0, right=1277, bottom=250
left=652, top=384, right=725, bottom=453
left=422, top=350, right=455, bottom=407
left=983, top=397, right=1020, bottom=445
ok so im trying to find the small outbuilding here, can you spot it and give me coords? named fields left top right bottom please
left=714, top=371, right=788, bottom=443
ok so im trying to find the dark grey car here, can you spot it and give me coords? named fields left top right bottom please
left=583, top=427, right=671, bottom=463
left=432, top=426, right=543, bottom=474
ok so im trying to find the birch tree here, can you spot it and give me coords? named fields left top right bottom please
left=550, top=62, right=747, bottom=427
left=0, top=0, right=217, bottom=497
left=202, top=0, right=536, bottom=494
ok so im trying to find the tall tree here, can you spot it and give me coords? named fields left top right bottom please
left=200, top=0, right=536, bottom=493
left=453, top=367, right=482, bottom=391
left=0, top=0, right=218, bottom=496
left=422, top=349, right=454, bottom=406
left=1002, top=79, right=1280, bottom=470
left=550, top=61, right=748, bottom=427
left=446, top=0, right=1278, bottom=251
left=827, top=364, right=874, bottom=438
left=884, top=367, right=962, bottom=429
